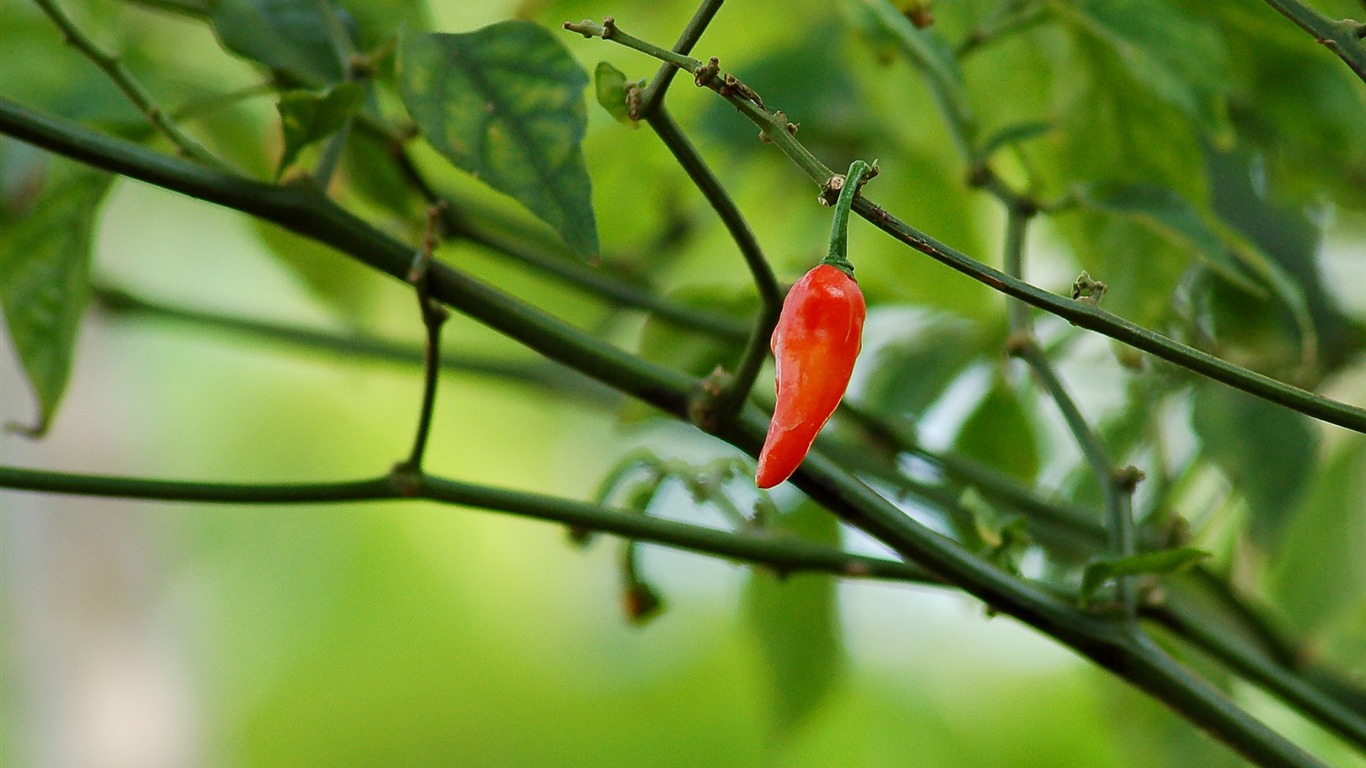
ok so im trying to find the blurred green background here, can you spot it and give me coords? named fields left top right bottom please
left=3, top=0, right=1366, bottom=766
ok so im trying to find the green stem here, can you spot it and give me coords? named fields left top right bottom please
left=1156, top=599, right=1366, bottom=751
left=0, top=465, right=933, bottom=585
left=563, top=18, right=834, bottom=185
left=822, top=159, right=874, bottom=276
left=93, top=286, right=617, bottom=403
left=645, top=107, right=779, bottom=420
left=636, top=0, right=728, bottom=115
left=31, top=0, right=229, bottom=170
left=1002, top=208, right=1135, bottom=614
left=1259, top=0, right=1366, bottom=83
left=852, top=195, right=1366, bottom=434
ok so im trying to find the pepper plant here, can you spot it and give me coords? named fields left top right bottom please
left=2, top=1, right=1365, bottom=766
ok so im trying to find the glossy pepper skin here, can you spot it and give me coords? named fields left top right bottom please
left=755, top=264, right=866, bottom=488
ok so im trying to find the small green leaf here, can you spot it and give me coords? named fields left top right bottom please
left=1080, top=548, right=1210, bottom=607
left=1191, top=384, right=1318, bottom=550
left=952, top=375, right=1040, bottom=483
left=399, top=24, right=599, bottom=257
left=594, top=62, right=639, bottom=124
left=1075, top=182, right=1262, bottom=296
left=210, top=0, right=348, bottom=85
left=0, top=169, right=111, bottom=435
left=275, top=82, right=364, bottom=178
left=742, top=500, right=843, bottom=734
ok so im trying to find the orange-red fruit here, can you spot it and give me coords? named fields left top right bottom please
left=755, top=264, right=866, bottom=488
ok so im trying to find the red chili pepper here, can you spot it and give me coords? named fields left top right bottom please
left=755, top=263, right=866, bottom=488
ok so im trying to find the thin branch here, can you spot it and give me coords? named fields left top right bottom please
left=636, top=0, right=728, bottom=115
left=559, top=20, right=1366, bottom=434
left=1002, top=209, right=1135, bottom=614
left=395, top=206, right=450, bottom=474
left=645, top=107, right=780, bottom=421
left=1259, top=0, right=1366, bottom=83
left=31, top=0, right=228, bottom=169
left=0, top=464, right=935, bottom=586
left=1155, top=598, right=1366, bottom=751
left=92, top=286, right=617, bottom=403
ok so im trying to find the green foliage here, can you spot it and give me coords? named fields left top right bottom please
left=593, top=62, right=639, bottom=125
left=1191, top=383, right=1320, bottom=550
left=952, top=374, right=1040, bottom=483
left=742, top=500, right=843, bottom=736
left=0, top=165, right=110, bottom=434
left=399, top=24, right=599, bottom=257
left=3, top=1, right=1366, bottom=765
left=211, top=0, right=350, bottom=85
left=1267, top=437, right=1366, bottom=635
left=275, top=82, right=364, bottom=178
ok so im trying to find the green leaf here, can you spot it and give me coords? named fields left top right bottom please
left=952, top=375, right=1040, bottom=483
left=860, top=311, right=988, bottom=419
left=399, top=24, right=599, bottom=258
left=1266, top=437, right=1366, bottom=633
left=1191, top=384, right=1319, bottom=550
left=594, top=62, right=638, bottom=125
left=742, top=500, right=843, bottom=734
left=1080, top=548, right=1210, bottom=607
left=0, top=169, right=111, bottom=435
left=275, top=82, right=364, bottom=178
left=210, top=0, right=348, bottom=85
left=1056, top=0, right=1229, bottom=134
left=1075, top=182, right=1262, bottom=295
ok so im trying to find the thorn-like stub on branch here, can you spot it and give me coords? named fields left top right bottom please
left=389, top=463, right=422, bottom=497
left=819, top=173, right=845, bottom=207
left=1005, top=332, right=1036, bottom=357
left=1113, top=465, right=1147, bottom=493
left=687, top=365, right=733, bottom=432
left=694, top=56, right=721, bottom=88
left=564, top=19, right=595, bottom=38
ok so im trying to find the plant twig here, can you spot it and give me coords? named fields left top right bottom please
left=395, top=204, right=450, bottom=475
left=382, top=131, right=750, bottom=341
left=1259, top=0, right=1366, bottom=83
left=92, top=286, right=617, bottom=402
left=645, top=107, right=779, bottom=422
left=1001, top=208, right=1136, bottom=614
left=636, top=0, right=728, bottom=115
left=31, top=0, right=229, bottom=169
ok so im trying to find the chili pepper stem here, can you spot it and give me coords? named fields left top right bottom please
left=821, top=159, right=877, bottom=278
